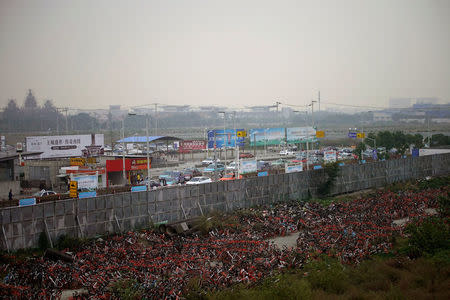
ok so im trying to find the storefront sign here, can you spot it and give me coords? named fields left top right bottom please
left=70, top=158, right=86, bottom=166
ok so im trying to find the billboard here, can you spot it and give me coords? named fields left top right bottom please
left=287, top=127, right=317, bottom=143
left=240, top=160, right=257, bottom=174
left=73, top=175, right=98, bottom=191
left=324, top=150, right=337, bottom=163
left=286, top=164, right=303, bottom=173
left=207, top=129, right=245, bottom=149
left=26, top=134, right=104, bottom=159
left=249, top=128, right=285, bottom=146
left=179, top=140, right=206, bottom=152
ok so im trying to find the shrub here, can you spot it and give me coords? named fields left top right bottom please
left=56, top=234, right=84, bottom=250
left=38, top=232, right=50, bottom=250
left=110, top=278, right=144, bottom=300
left=403, top=217, right=450, bottom=258
left=304, top=255, right=348, bottom=294
left=317, top=162, right=340, bottom=197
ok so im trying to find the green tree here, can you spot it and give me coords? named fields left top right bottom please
left=353, top=142, right=366, bottom=160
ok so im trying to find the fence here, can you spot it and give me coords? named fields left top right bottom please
left=1, top=153, right=449, bottom=251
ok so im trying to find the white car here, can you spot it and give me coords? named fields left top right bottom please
left=33, top=190, right=57, bottom=197
left=202, top=157, right=220, bottom=166
left=186, top=176, right=212, bottom=185
left=279, top=150, right=296, bottom=156
left=226, top=161, right=239, bottom=171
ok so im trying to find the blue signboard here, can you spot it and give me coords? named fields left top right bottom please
left=131, top=185, right=147, bottom=192
left=19, top=198, right=36, bottom=206
left=338, top=162, right=345, bottom=166
left=313, top=165, right=322, bottom=170
left=208, top=129, right=245, bottom=149
left=348, top=132, right=357, bottom=138
left=412, top=148, right=419, bottom=157
left=79, top=191, right=97, bottom=198
left=360, top=160, right=366, bottom=164
left=258, top=171, right=268, bottom=177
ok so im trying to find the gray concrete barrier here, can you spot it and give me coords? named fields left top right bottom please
left=1, top=153, right=449, bottom=251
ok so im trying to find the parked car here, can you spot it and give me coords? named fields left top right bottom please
left=203, top=163, right=225, bottom=173
left=142, top=178, right=161, bottom=188
left=182, top=168, right=202, bottom=181
left=202, top=157, right=220, bottom=166
left=186, top=176, right=212, bottom=185
left=226, top=161, right=239, bottom=171
left=279, top=150, right=296, bottom=156
left=257, top=161, right=271, bottom=171
left=33, top=190, right=57, bottom=197
left=219, top=173, right=243, bottom=181
left=239, top=152, right=254, bottom=158
left=159, top=171, right=185, bottom=185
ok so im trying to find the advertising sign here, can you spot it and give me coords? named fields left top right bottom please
left=179, top=140, right=206, bottom=152
left=324, top=150, right=337, bottom=163
left=131, top=185, right=147, bottom=192
left=69, top=181, right=78, bottom=198
left=73, top=175, right=98, bottom=190
left=258, top=171, right=268, bottom=177
left=285, top=164, right=303, bottom=173
left=357, top=132, right=366, bottom=139
left=19, top=198, right=36, bottom=206
left=1, top=136, right=5, bottom=150
left=249, top=128, right=285, bottom=146
left=26, top=134, right=104, bottom=159
left=240, top=160, right=257, bottom=174
left=16, top=142, right=23, bottom=152
left=287, top=127, right=317, bottom=143
left=207, top=129, right=245, bottom=149
left=79, top=191, right=97, bottom=198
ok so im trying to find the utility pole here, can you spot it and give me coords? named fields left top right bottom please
left=218, top=111, right=226, bottom=162
left=233, top=111, right=238, bottom=178
left=122, top=118, right=126, bottom=184
left=213, top=132, right=217, bottom=181
left=274, top=101, right=282, bottom=150
left=154, top=103, right=158, bottom=136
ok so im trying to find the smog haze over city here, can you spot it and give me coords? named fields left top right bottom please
left=1, top=0, right=449, bottom=110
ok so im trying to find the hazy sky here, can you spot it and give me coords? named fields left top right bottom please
left=1, top=0, right=449, bottom=110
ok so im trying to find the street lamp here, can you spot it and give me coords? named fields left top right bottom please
left=294, top=109, right=309, bottom=170
left=128, top=112, right=151, bottom=185
left=218, top=111, right=226, bottom=162
left=122, top=118, right=126, bottom=183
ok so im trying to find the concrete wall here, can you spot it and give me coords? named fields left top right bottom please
left=1, top=153, right=449, bottom=251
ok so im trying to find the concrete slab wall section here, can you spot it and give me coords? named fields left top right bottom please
left=1, top=153, right=449, bottom=250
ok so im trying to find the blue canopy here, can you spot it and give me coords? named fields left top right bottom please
left=116, top=136, right=181, bottom=143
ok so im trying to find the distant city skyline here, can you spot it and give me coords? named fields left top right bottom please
left=1, top=0, right=449, bottom=110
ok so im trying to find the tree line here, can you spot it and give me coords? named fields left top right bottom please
left=354, top=130, right=449, bottom=160
left=0, top=90, right=103, bottom=133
